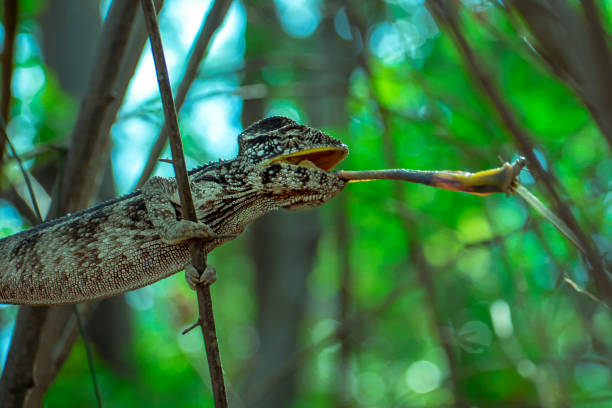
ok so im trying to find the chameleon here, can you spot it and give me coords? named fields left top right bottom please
left=0, top=116, right=349, bottom=305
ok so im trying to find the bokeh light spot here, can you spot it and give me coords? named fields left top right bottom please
left=574, top=357, right=611, bottom=391
left=274, top=0, right=321, bottom=38
left=490, top=299, right=514, bottom=339
left=405, top=360, right=441, bottom=393
left=12, top=65, right=45, bottom=100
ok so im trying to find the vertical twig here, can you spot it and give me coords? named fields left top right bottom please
left=139, top=1, right=228, bottom=406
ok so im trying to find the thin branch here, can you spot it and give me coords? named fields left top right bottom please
left=73, top=305, right=103, bottom=407
left=426, top=0, right=612, bottom=305
left=513, top=184, right=584, bottom=254
left=135, top=0, right=233, bottom=189
left=1, top=125, right=43, bottom=222
left=527, top=202, right=605, bottom=308
left=140, top=1, right=228, bottom=407
left=0, top=184, right=41, bottom=225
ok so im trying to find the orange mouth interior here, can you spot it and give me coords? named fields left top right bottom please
left=264, top=147, right=348, bottom=171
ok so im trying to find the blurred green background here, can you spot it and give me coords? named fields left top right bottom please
left=1, top=0, right=611, bottom=407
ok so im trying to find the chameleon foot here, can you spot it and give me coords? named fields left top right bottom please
left=185, top=264, right=218, bottom=290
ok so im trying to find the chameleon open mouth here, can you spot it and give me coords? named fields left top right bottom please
left=263, top=147, right=348, bottom=171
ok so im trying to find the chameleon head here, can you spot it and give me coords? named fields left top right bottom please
left=239, top=116, right=349, bottom=209
left=238, top=116, right=348, bottom=168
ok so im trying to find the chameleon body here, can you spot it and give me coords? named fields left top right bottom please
left=0, top=117, right=348, bottom=305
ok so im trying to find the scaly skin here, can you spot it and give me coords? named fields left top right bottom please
left=0, top=117, right=348, bottom=305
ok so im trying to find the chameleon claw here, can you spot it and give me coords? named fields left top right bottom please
left=185, top=264, right=217, bottom=290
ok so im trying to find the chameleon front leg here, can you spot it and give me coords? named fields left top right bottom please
left=142, top=176, right=224, bottom=288
left=142, top=176, right=222, bottom=244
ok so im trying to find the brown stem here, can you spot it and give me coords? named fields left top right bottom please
left=140, top=1, right=228, bottom=406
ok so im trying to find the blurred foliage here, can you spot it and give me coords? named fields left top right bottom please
left=1, top=0, right=612, bottom=407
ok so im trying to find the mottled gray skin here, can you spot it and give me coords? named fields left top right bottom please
left=0, top=117, right=347, bottom=305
